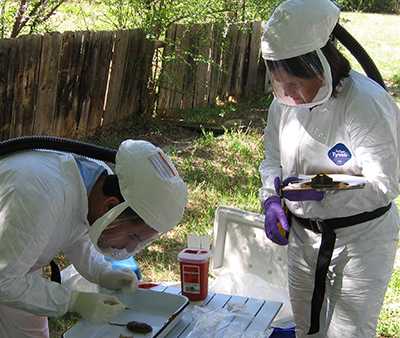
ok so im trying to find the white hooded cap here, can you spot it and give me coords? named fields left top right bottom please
left=115, top=140, right=188, bottom=232
left=261, top=0, right=340, bottom=61
left=89, top=140, right=188, bottom=253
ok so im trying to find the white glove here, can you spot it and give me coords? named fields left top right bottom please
left=68, top=291, right=125, bottom=323
left=99, top=268, right=138, bottom=292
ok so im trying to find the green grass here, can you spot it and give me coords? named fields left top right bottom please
left=378, top=268, right=400, bottom=337
left=340, top=12, right=400, bottom=104
left=168, top=95, right=273, bottom=126
left=137, top=129, right=264, bottom=279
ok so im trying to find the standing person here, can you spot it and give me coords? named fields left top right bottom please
left=0, top=139, right=188, bottom=338
left=259, top=0, right=400, bottom=337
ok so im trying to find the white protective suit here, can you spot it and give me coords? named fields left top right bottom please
left=259, top=70, right=400, bottom=337
left=0, top=150, right=114, bottom=338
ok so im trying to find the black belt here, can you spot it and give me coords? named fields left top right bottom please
left=292, top=203, right=392, bottom=335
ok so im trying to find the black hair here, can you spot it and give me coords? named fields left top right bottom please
left=102, top=174, right=124, bottom=202
left=266, top=40, right=351, bottom=95
left=320, top=40, right=351, bottom=94
left=117, top=206, right=145, bottom=224
left=266, top=51, right=323, bottom=79
left=102, top=174, right=146, bottom=224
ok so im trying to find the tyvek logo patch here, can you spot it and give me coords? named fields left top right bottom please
left=328, top=143, right=352, bottom=166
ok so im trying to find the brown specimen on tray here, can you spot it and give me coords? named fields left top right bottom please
left=110, top=320, right=153, bottom=334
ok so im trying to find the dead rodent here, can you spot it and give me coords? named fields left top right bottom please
left=126, top=321, right=153, bottom=334
left=310, top=173, right=335, bottom=188
left=110, top=320, right=153, bottom=334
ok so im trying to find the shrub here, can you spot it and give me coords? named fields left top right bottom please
left=336, top=0, right=400, bottom=13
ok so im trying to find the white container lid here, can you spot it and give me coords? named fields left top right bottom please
left=178, top=248, right=211, bottom=262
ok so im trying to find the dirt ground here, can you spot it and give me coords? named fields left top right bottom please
left=87, top=101, right=268, bottom=151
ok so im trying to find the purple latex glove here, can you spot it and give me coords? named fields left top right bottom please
left=263, top=196, right=289, bottom=246
left=276, top=176, right=325, bottom=201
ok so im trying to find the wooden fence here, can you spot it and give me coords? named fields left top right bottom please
left=157, top=22, right=267, bottom=116
left=0, top=29, right=155, bottom=139
left=0, top=22, right=268, bottom=139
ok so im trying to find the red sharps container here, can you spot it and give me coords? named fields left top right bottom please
left=178, top=248, right=211, bottom=301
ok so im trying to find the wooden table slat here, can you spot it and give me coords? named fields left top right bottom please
left=171, top=293, right=233, bottom=337
left=149, top=284, right=169, bottom=292
left=233, top=298, right=267, bottom=333
left=163, top=286, right=182, bottom=295
left=200, top=291, right=216, bottom=306
left=164, top=289, right=219, bottom=337
left=244, top=298, right=266, bottom=316
left=221, top=295, right=266, bottom=335
left=163, top=310, right=193, bottom=337
left=63, top=283, right=282, bottom=338
left=223, top=295, right=247, bottom=307
left=246, top=300, right=282, bottom=333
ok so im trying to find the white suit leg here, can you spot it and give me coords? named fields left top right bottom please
left=288, top=219, right=398, bottom=338
left=288, top=222, right=328, bottom=338
left=326, top=239, right=397, bottom=338
left=0, top=304, right=49, bottom=338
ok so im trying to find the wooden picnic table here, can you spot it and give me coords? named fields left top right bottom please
left=143, top=283, right=282, bottom=337
left=63, top=283, right=282, bottom=337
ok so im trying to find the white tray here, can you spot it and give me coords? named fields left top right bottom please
left=63, top=289, right=189, bottom=338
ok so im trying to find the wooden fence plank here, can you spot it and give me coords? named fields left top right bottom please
left=23, top=35, right=42, bottom=135
left=193, top=24, right=212, bottom=108
left=118, top=30, right=140, bottom=120
left=126, top=30, right=154, bottom=119
left=246, top=22, right=262, bottom=96
left=5, top=40, right=18, bottom=139
left=9, top=35, right=42, bottom=137
left=219, top=25, right=239, bottom=100
left=103, top=30, right=129, bottom=126
left=144, top=44, right=162, bottom=120
left=232, top=26, right=250, bottom=98
left=0, top=39, right=12, bottom=140
left=34, top=32, right=62, bottom=135
left=54, top=31, right=84, bottom=137
left=208, top=23, right=224, bottom=105
left=177, top=24, right=193, bottom=110
left=156, top=24, right=177, bottom=114
left=158, top=24, right=188, bottom=115
left=88, top=31, right=114, bottom=132
left=77, top=31, right=114, bottom=136
left=73, top=30, right=92, bottom=136
left=8, top=39, right=23, bottom=138
left=119, top=30, right=153, bottom=119
left=137, top=38, right=155, bottom=117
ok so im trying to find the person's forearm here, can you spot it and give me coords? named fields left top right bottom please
left=0, top=273, right=71, bottom=317
left=64, top=238, right=113, bottom=284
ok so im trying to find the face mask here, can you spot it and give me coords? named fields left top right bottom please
left=130, top=234, right=160, bottom=255
left=268, top=49, right=333, bottom=109
left=101, top=233, right=159, bottom=260
left=89, top=201, right=130, bottom=257
left=106, top=248, right=133, bottom=261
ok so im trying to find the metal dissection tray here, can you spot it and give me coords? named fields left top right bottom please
left=63, top=289, right=189, bottom=338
